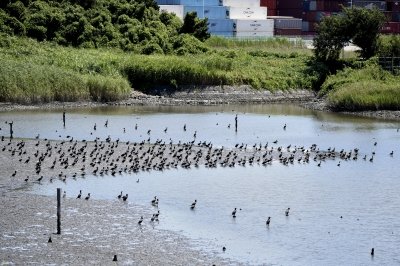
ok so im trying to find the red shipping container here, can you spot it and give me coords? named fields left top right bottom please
left=275, top=28, right=302, bottom=36
left=277, top=0, right=303, bottom=9
left=278, top=8, right=303, bottom=18
left=267, top=9, right=277, bottom=16
left=260, top=0, right=277, bottom=10
left=390, top=22, right=400, bottom=33
left=302, top=31, right=317, bottom=36
left=381, top=22, right=400, bottom=34
left=316, top=0, right=324, bottom=11
left=324, top=1, right=346, bottom=12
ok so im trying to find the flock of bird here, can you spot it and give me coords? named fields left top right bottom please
left=1, top=117, right=394, bottom=257
left=1, top=119, right=391, bottom=203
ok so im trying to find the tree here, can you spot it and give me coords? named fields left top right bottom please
left=346, top=7, right=386, bottom=59
left=314, top=7, right=386, bottom=62
left=314, top=14, right=350, bottom=63
left=180, top=12, right=210, bottom=42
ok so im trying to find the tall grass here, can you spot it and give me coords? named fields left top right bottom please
left=324, top=64, right=400, bottom=110
left=86, top=75, right=131, bottom=102
left=122, top=55, right=230, bottom=89
left=205, top=36, right=310, bottom=54
left=0, top=59, right=131, bottom=104
left=0, top=36, right=131, bottom=103
left=0, top=59, right=89, bottom=103
left=122, top=52, right=314, bottom=91
left=0, top=35, right=317, bottom=104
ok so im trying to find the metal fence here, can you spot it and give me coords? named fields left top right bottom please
left=378, top=57, right=400, bottom=74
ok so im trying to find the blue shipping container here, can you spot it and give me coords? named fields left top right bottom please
left=184, top=6, right=227, bottom=19
left=208, top=19, right=234, bottom=32
left=156, top=0, right=220, bottom=6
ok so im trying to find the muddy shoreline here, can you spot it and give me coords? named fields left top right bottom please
left=1, top=86, right=399, bottom=120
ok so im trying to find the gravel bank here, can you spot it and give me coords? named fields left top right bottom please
left=1, top=86, right=399, bottom=120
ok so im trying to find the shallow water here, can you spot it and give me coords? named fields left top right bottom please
left=2, top=104, right=400, bottom=265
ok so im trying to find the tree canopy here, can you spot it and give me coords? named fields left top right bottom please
left=180, top=12, right=210, bottom=42
left=314, top=7, right=386, bottom=62
left=0, top=0, right=210, bottom=54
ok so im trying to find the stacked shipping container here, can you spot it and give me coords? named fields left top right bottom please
left=158, top=0, right=400, bottom=37
left=157, top=0, right=275, bottom=37
left=217, top=1, right=272, bottom=37
left=301, top=0, right=347, bottom=35
left=259, top=0, right=302, bottom=36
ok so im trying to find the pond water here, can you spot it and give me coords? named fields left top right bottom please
left=1, top=104, right=400, bottom=265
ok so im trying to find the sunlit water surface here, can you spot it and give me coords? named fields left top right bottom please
left=1, top=104, right=400, bottom=265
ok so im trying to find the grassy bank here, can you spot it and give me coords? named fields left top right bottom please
left=0, top=35, right=316, bottom=103
left=122, top=51, right=316, bottom=90
left=321, top=63, right=400, bottom=111
left=0, top=36, right=131, bottom=103
left=2, top=35, right=400, bottom=111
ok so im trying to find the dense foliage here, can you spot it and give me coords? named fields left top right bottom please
left=0, top=0, right=209, bottom=54
left=378, top=35, right=400, bottom=57
left=180, top=12, right=210, bottom=42
left=314, top=7, right=386, bottom=63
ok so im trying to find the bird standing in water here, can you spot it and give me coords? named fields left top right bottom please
left=190, top=199, right=197, bottom=209
left=266, top=217, right=271, bottom=226
left=151, top=196, right=158, bottom=206
left=232, top=208, right=237, bottom=218
left=122, top=194, right=128, bottom=201
left=285, top=208, right=290, bottom=216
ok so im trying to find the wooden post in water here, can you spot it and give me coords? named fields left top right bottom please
left=235, top=114, right=238, bottom=133
left=57, top=188, right=61, bottom=234
left=62, top=111, right=66, bottom=128
left=9, top=122, right=13, bottom=139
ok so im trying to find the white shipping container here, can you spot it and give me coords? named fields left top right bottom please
left=159, top=5, right=184, bottom=20
left=227, top=7, right=267, bottom=19
left=233, top=19, right=274, bottom=32
left=234, top=31, right=274, bottom=37
left=220, top=0, right=260, bottom=7
left=210, top=31, right=235, bottom=37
